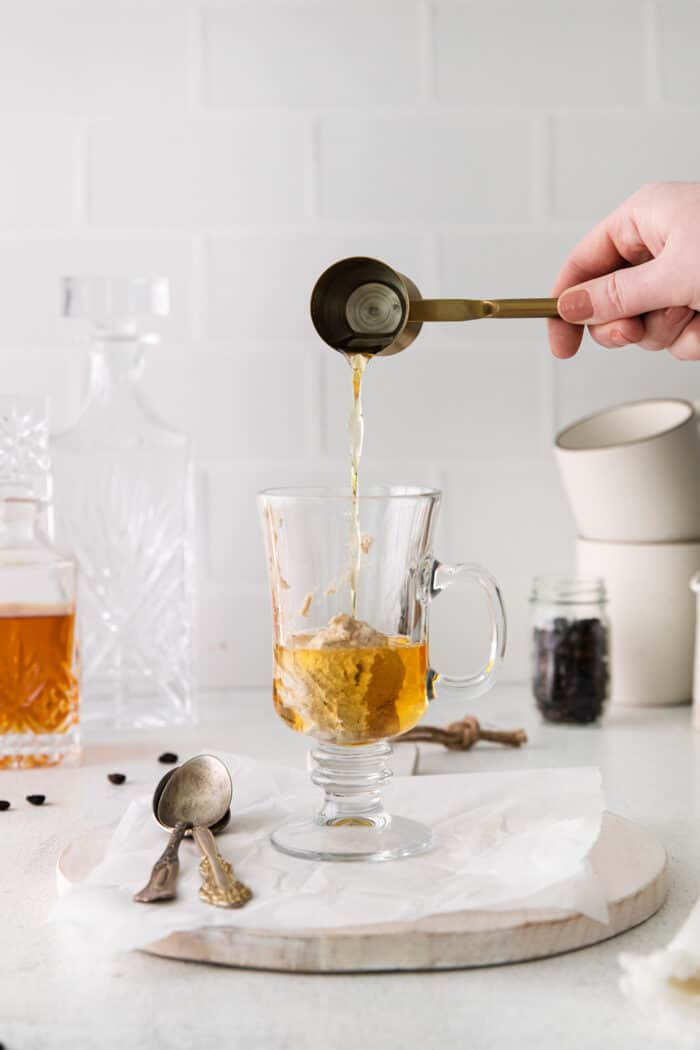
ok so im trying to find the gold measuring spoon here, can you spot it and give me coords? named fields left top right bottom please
left=310, top=256, right=560, bottom=357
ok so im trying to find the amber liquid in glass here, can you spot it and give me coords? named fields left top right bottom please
left=273, top=636, right=427, bottom=745
left=0, top=605, right=78, bottom=768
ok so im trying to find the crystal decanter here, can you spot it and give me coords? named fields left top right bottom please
left=52, top=277, right=195, bottom=728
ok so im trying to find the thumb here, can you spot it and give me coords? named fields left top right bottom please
left=557, top=258, right=679, bottom=324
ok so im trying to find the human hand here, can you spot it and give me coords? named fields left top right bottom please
left=548, top=181, right=700, bottom=360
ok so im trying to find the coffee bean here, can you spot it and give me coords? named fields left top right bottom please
left=0, top=801, right=10, bottom=811
left=107, top=773, right=126, bottom=785
left=158, top=752, right=178, bottom=765
left=26, top=794, right=46, bottom=806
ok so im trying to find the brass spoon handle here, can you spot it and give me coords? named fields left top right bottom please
left=193, top=826, right=252, bottom=909
left=133, top=820, right=191, bottom=903
left=408, top=298, right=560, bottom=322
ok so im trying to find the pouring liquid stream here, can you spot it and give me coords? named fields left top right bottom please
left=347, top=353, right=368, bottom=617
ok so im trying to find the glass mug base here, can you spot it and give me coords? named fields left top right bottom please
left=271, top=813, right=433, bottom=862
left=270, top=740, right=433, bottom=862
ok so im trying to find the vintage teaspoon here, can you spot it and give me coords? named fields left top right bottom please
left=157, top=755, right=252, bottom=909
left=133, top=764, right=233, bottom=904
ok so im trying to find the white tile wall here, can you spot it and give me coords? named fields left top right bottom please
left=0, top=0, right=699, bottom=692
left=202, top=4, right=420, bottom=108
left=317, top=115, right=533, bottom=222
left=433, top=1, right=646, bottom=108
left=88, top=117, right=311, bottom=226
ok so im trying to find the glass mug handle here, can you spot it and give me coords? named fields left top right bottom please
left=423, top=558, right=507, bottom=700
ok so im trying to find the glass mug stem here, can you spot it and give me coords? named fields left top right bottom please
left=311, top=741, right=393, bottom=828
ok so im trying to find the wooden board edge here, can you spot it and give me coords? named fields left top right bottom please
left=144, top=858, right=669, bottom=974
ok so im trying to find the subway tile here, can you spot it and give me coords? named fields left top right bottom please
left=88, top=117, right=310, bottom=226
left=0, top=6, right=188, bottom=111
left=657, top=0, right=700, bottom=102
left=141, top=346, right=318, bottom=459
left=0, top=118, right=79, bottom=228
left=552, top=113, right=700, bottom=220
left=318, top=115, right=533, bottom=223
left=435, top=1, right=645, bottom=108
left=203, top=3, right=418, bottom=107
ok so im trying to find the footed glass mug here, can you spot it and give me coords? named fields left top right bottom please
left=259, top=486, right=506, bottom=862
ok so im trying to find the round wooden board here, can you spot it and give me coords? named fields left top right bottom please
left=58, top=812, right=667, bottom=973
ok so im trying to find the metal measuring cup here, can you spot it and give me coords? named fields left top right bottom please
left=310, top=256, right=560, bottom=357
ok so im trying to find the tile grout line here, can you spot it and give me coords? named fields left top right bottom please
left=187, top=4, right=205, bottom=113
left=417, top=0, right=436, bottom=106
left=643, top=0, right=663, bottom=106
left=530, top=115, right=552, bottom=225
left=73, top=120, right=91, bottom=228
left=190, top=234, right=207, bottom=341
left=307, top=116, right=321, bottom=221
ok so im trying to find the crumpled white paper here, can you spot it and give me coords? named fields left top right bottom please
left=53, top=753, right=607, bottom=954
left=620, top=898, right=700, bottom=1043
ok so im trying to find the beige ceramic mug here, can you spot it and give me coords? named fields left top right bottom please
left=578, top=537, right=698, bottom=707
left=556, top=399, right=700, bottom=543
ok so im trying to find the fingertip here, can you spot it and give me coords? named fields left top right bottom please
left=548, top=318, right=583, bottom=359
left=551, top=344, right=580, bottom=360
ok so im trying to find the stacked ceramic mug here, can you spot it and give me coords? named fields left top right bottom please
left=555, top=399, right=700, bottom=714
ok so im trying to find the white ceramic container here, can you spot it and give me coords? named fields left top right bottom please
left=556, top=399, right=700, bottom=542
left=689, top=572, right=700, bottom=730
left=577, top=537, right=699, bottom=707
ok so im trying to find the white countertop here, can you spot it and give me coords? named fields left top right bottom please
left=2, top=685, right=699, bottom=1050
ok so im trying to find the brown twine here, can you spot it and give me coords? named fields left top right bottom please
left=400, top=715, right=527, bottom=751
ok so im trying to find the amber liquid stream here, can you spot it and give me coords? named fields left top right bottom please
left=348, top=352, right=367, bottom=617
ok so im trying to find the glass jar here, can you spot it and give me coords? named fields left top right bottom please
left=0, top=496, right=79, bottom=768
left=51, top=276, right=195, bottom=729
left=530, top=576, right=609, bottom=724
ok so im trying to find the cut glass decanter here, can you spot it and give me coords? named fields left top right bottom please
left=51, top=277, right=195, bottom=728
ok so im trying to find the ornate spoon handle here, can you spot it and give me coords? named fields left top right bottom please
left=193, top=826, right=252, bottom=909
left=133, top=820, right=191, bottom=903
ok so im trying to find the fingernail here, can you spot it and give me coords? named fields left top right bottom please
left=610, top=329, right=627, bottom=347
left=559, top=289, right=593, bottom=322
left=665, top=306, right=690, bottom=325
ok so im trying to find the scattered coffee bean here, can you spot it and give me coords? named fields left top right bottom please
left=26, top=794, right=46, bottom=806
left=107, top=773, right=126, bottom=785
left=158, top=752, right=178, bottom=765
left=0, top=800, right=10, bottom=811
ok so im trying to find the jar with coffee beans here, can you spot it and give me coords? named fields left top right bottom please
left=530, top=577, right=609, bottom=724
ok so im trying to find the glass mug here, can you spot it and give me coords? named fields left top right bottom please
left=259, top=486, right=506, bottom=862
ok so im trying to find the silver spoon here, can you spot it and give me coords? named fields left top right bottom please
left=157, top=755, right=252, bottom=909
left=133, top=762, right=235, bottom=904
